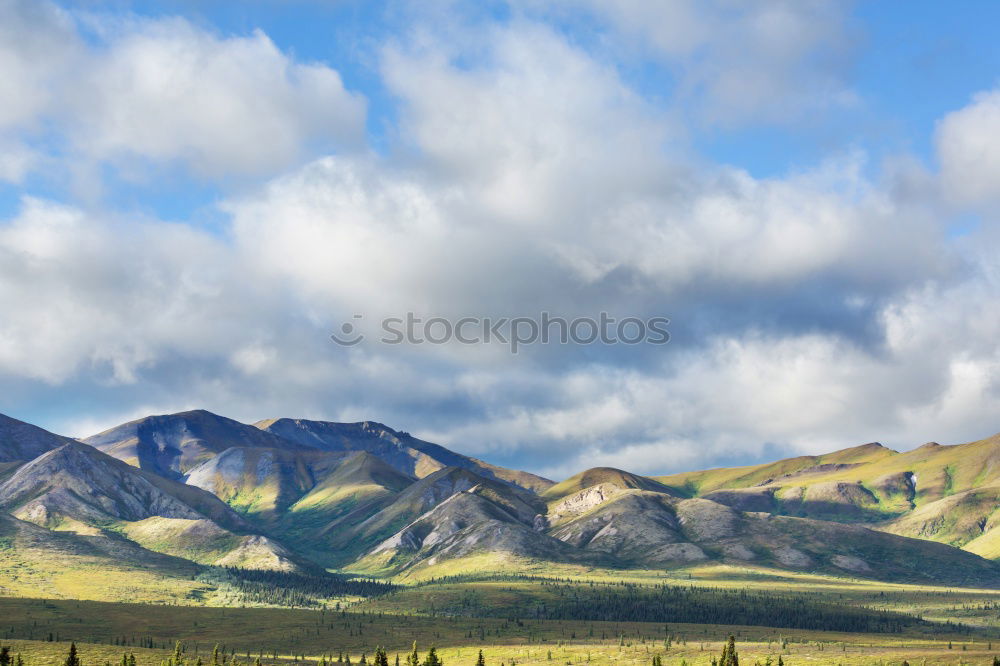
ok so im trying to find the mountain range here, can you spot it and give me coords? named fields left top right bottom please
left=2, top=408, right=1000, bottom=595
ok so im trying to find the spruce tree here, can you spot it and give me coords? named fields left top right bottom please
left=65, top=643, right=81, bottom=666
left=476, top=652, right=485, bottom=666
left=0, top=646, right=10, bottom=666
left=406, top=643, right=419, bottom=666
left=719, top=636, right=738, bottom=666
left=422, top=648, right=442, bottom=666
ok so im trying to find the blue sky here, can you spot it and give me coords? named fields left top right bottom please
left=6, top=1, right=998, bottom=221
left=82, top=1, right=1000, bottom=173
left=2, top=0, right=1000, bottom=478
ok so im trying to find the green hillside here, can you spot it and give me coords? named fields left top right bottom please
left=654, top=433, right=1000, bottom=556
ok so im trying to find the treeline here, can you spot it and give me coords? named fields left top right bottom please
left=212, top=568, right=396, bottom=608
left=434, top=582, right=951, bottom=634
left=411, top=574, right=566, bottom=587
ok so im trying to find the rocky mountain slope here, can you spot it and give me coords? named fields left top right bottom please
left=3, top=409, right=1000, bottom=592
left=84, top=410, right=308, bottom=480
left=0, top=413, right=77, bottom=469
left=0, top=438, right=308, bottom=571
left=256, top=418, right=553, bottom=492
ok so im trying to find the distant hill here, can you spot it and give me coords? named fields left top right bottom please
left=654, top=434, right=1000, bottom=555
left=346, top=466, right=1000, bottom=587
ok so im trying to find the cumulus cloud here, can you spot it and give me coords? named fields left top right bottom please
left=541, top=0, right=858, bottom=125
left=0, top=197, right=241, bottom=383
left=67, top=18, right=365, bottom=178
left=937, top=88, right=1000, bottom=206
left=0, top=0, right=365, bottom=185
left=227, top=23, right=949, bottom=347
left=420, top=268, right=1000, bottom=479
left=0, top=0, right=80, bottom=131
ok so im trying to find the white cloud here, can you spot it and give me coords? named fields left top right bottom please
left=0, top=2, right=366, bottom=184
left=937, top=88, right=1000, bottom=206
left=0, top=0, right=80, bottom=131
left=381, top=22, right=676, bottom=222
left=225, top=24, right=944, bottom=334
left=547, top=0, right=858, bottom=125
left=67, top=18, right=365, bottom=178
left=0, top=198, right=244, bottom=383
left=423, top=271, right=1000, bottom=478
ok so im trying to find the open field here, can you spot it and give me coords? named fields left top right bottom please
left=3, top=562, right=1000, bottom=665
left=3, top=617, right=1000, bottom=666
left=358, top=557, right=1000, bottom=630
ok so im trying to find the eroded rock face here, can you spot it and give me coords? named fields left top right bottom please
left=548, top=483, right=625, bottom=524
left=657, top=542, right=708, bottom=562
left=831, top=554, right=872, bottom=572
left=546, top=492, right=695, bottom=567
left=772, top=545, right=812, bottom=567
left=0, top=443, right=206, bottom=524
left=872, top=472, right=916, bottom=503
left=703, top=487, right=776, bottom=513
left=214, top=535, right=300, bottom=572
left=367, top=491, right=579, bottom=571
left=676, top=498, right=741, bottom=540
left=722, top=543, right=756, bottom=560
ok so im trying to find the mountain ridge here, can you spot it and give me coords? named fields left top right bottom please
left=3, top=409, right=1000, bottom=593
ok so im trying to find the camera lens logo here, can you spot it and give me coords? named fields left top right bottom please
left=330, top=315, right=365, bottom=346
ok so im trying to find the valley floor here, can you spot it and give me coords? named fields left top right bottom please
left=2, top=577, right=1000, bottom=666
left=2, top=618, right=1000, bottom=666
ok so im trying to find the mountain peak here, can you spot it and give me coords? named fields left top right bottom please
left=256, top=417, right=552, bottom=493
left=84, top=409, right=306, bottom=479
left=0, top=413, right=78, bottom=464
left=543, top=466, right=675, bottom=502
left=821, top=441, right=898, bottom=464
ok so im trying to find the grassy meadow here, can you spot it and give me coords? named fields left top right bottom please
left=2, top=609, right=1000, bottom=666
left=4, top=565, right=1000, bottom=666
